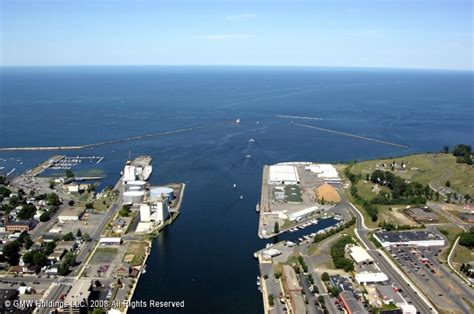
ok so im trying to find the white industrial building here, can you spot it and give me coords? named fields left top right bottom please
left=139, top=204, right=151, bottom=222
left=153, top=199, right=169, bottom=223
left=374, top=231, right=445, bottom=248
left=150, top=187, right=174, bottom=201
left=269, top=165, right=300, bottom=185
left=99, top=237, right=122, bottom=245
left=262, top=248, right=281, bottom=259
left=355, top=271, right=389, bottom=284
left=305, top=164, right=341, bottom=184
left=123, top=191, right=145, bottom=204
left=288, top=206, right=320, bottom=222
left=123, top=165, right=137, bottom=182
left=136, top=199, right=170, bottom=233
left=58, top=208, right=84, bottom=222
left=347, top=245, right=374, bottom=265
left=125, top=180, right=147, bottom=191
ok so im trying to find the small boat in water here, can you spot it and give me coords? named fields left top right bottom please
left=256, top=202, right=260, bottom=212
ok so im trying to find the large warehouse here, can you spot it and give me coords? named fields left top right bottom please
left=268, top=164, right=300, bottom=185
left=374, top=230, right=445, bottom=247
left=287, top=206, right=320, bottom=222
left=305, top=164, right=341, bottom=184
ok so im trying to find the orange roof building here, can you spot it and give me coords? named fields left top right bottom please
left=314, top=183, right=341, bottom=203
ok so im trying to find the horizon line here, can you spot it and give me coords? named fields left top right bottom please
left=0, top=64, right=472, bottom=72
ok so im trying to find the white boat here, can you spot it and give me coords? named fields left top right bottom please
left=256, top=203, right=260, bottom=212
left=253, top=252, right=258, bottom=259
left=142, top=265, right=147, bottom=274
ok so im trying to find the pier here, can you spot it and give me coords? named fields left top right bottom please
left=0, top=120, right=236, bottom=151
left=294, top=122, right=409, bottom=148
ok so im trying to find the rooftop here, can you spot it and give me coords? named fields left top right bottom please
left=64, top=279, right=91, bottom=306
left=269, top=164, right=300, bottom=184
left=348, top=245, right=374, bottom=264
left=375, top=230, right=444, bottom=243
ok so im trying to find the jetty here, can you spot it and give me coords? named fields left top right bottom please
left=0, top=120, right=236, bottom=151
left=294, top=122, right=409, bottom=148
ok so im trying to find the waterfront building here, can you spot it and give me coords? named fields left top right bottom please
left=268, top=164, right=300, bottom=185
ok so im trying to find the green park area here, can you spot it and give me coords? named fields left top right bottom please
left=350, top=153, right=474, bottom=196
left=342, top=148, right=474, bottom=228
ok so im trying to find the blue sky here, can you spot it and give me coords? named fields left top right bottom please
left=1, top=0, right=472, bottom=69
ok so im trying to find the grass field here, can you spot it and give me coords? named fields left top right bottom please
left=125, top=241, right=147, bottom=266
left=91, top=247, right=118, bottom=264
left=451, top=244, right=474, bottom=271
left=350, top=153, right=474, bottom=196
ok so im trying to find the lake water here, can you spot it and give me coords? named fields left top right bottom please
left=0, top=66, right=472, bottom=313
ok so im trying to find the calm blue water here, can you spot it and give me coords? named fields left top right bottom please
left=0, top=66, right=472, bottom=313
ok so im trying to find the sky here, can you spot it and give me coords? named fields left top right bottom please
left=0, top=0, right=472, bottom=70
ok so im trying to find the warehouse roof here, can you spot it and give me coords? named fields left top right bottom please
left=355, top=272, right=389, bottom=283
left=348, top=245, right=374, bottom=264
left=269, top=165, right=300, bottom=184
left=288, top=206, right=319, bottom=221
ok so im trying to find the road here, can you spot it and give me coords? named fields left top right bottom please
left=341, top=191, right=437, bottom=313
left=73, top=190, right=123, bottom=275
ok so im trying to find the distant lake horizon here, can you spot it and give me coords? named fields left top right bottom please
left=0, top=66, right=472, bottom=313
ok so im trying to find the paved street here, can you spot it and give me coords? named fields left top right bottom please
left=340, top=190, right=437, bottom=313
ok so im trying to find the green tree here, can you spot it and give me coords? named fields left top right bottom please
left=46, top=193, right=61, bottom=206
left=76, top=229, right=82, bottom=238
left=65, top=169, right=75, bottom=178
left=17, top=204, right=37, bottom=220
left=83, top=232, right=91, bottom=242
left=63, top=232, right=74, bottom=241
left=32, top=252, right=48, bottom=266
left=445, top=180, right=451, bottom=188
left=273, top=222, right=280, bottom=234
left=321, top=272, right=330, bottom=281
left=268, top=294, right=274, bottom=307
left=39, top=212, right=51, bottom=222
left=2, top=241, right=21, bottom=265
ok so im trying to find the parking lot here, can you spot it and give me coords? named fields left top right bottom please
left=388, top=245, right=471, bottom=313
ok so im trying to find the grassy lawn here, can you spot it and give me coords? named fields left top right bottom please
left=350, top=153, right=474, bottom=196
left=284, top=185, right=303, bottom=203
left=451, top=244, right=474, bottom=271
left=91, top=247, right=118, bottom=264
left=344, top=189, right=415, bottom=228
left=124, top=241, right=147, bottom=266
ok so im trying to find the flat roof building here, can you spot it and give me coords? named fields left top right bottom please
left=348, top=245, right=374, bottom=265
left=99, top=237, right=122, bottom=245
left=374, top=230, right=445, bottom=248
left=355, top=272, right=389, bottom=284
left=63, top=279, right=92, bottom=314
left=339, top=291, right=368, bottom=314
left=287, top=206, right=320, bottom=222
left=58, top=208, right=84, bottom=222
left=268, top=165, right=300, bottom=185
left=5, top=220, right=36, bottom=233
